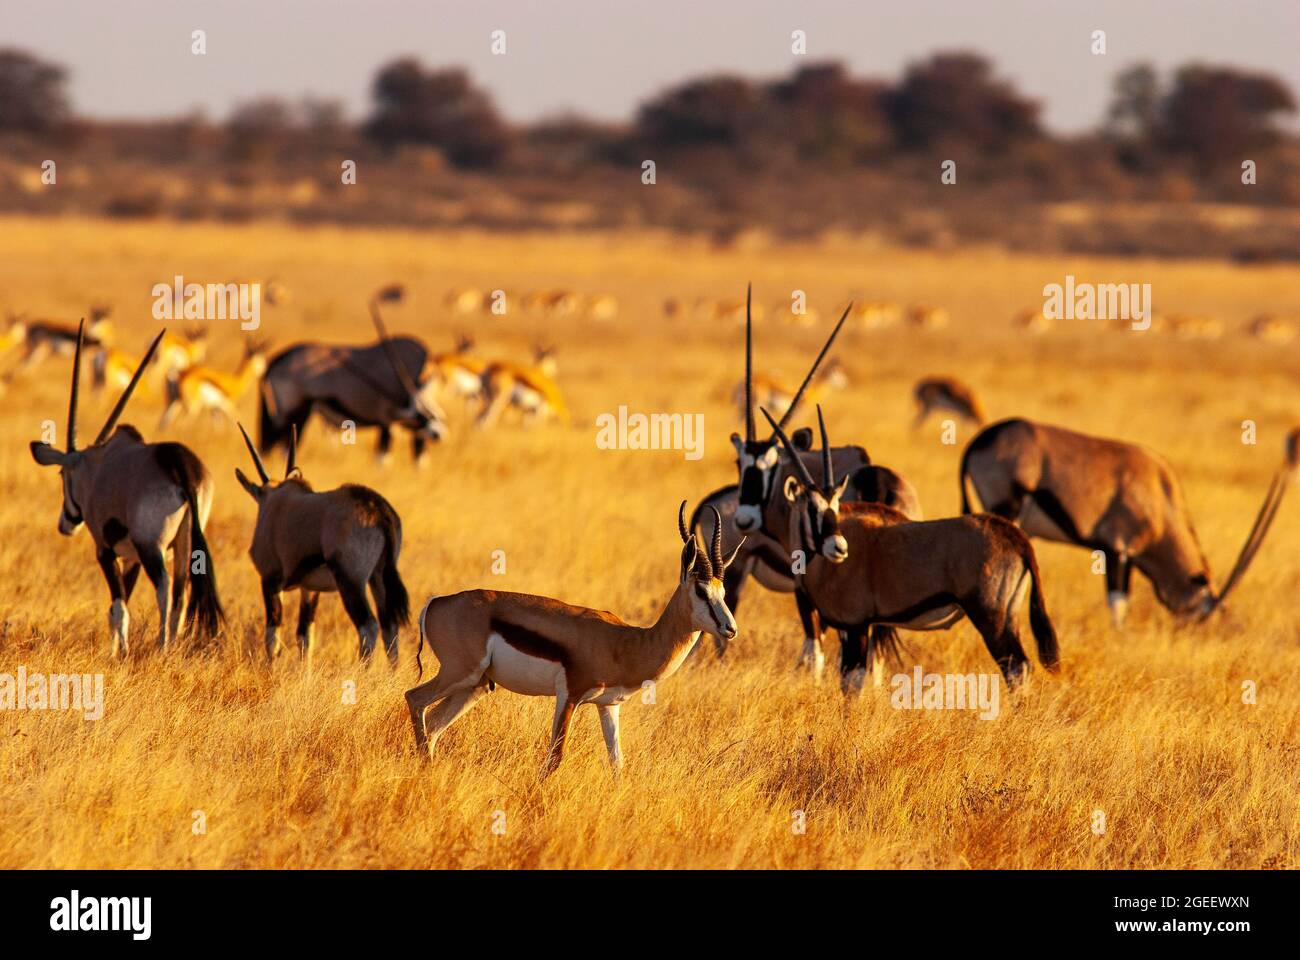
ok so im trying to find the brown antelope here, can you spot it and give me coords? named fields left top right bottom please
left=523, top=289, right=579, bottom=318
left=444, top=287, right=485, bottom=316
left=850, top=301, right=903, bottom=331
left=8, top=306, right=113, bottom=374
left=733, top=358, right=847, bottom=423
left=770, top=300, right=822, bottom=328
left=92, top=345, right=151, bottom=395
left=698, top=286, right=922, bottom=679
left=1246, top=314, right=1295, bottom=344
left=0, top=316, right=26, bottom=356
left=29, top=322, right=225, bottom=657
left=258, top=285, right=448, bottom=463
left=1013, top=308, right=1052, bottom=335
left=1164, top=314, right=1223, bottom=340
left=158, top=337, right=270, bottom=428
left=430, top=334, right=487, bottom=407
left=475, top=345, right=569, bottom=428
left=696, top=295, right=762, bottom=326
left=405, top=503, right=742, bottom=776
left=764, top=407, right=1060, bottom=690
left=235, top=425, right=410, bottom=664
left=157, top=326, right=209, bottom=375
left=913, top=376, right=986, bottom=428
left=907, top=304, right=950, bottom=330
left=959, top=418, right=1296, bottom=627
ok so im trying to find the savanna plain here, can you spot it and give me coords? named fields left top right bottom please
left=0, top=215, right=1296, bottom=869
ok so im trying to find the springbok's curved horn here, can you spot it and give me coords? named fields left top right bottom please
left=238, top=422, right=271, bottom=485
left=708, top=505, right=724, bottom=573
left=285, top=424, right=298, bottom=478
left=67, top=318, right=84, bottom=451
left=1208, top=434, right=1298, bottom=612
left=95, top=329, right=165, bottom=445
left=817, top=404, right=833, bottom=490
left=678, top=500, right=690, bottom=544
left=744, top=282, right=755, bottom=443
left=774, top=301, right=852, bottom=433
left=760, top=406, right=818, bottom=491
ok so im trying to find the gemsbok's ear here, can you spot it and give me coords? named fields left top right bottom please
left=234, top=468, right=262, bottom=499
left=831, top=475, right=851, bottom=503
left=783, top=474, right=802, bottom=502
left=791, top=427, right=813, bottom=451
left=730, top=432, right=744, bottom=454
left=30, top=441, right=67, bottom=467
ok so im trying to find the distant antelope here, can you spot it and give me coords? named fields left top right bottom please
left=850, top=301, right=903, bottom=330
left=91, top=345, right=150, bottom=394
left=697, top=296, right=762, bottom=326
left=732, top=357, right=847, bottom=423
left=1246, top=314, right=1295, bottom=343
left=770, top=301, right=821, bottom=328
left=8, top=306, right=113, bottom=374
left=697, top=286, right=921, bottom=679
left=430, top=334, right=487, bottom=406
left=1013, top=308, right=1052, bottom=335
left=585, top=294, right=619, bottom=321
left=29, top=323, right=225, bottom=657
left=236, top=425, right=410, bottom=664
left=476, top=345, right=568, bottom=428
left=444, top=287, right=485, bottom=316
left=0, top=316, right=26, bottom=356
left=913, top=376, right=986, bottom=428
left=258, top=285, right=447, bottom=463
left=1164, top=314, right=1223, bottom=340
left=960, top=418, right=1296, bottom=626
left=523, top=289, right=579, bottom=318
left=159, top=337, right=270, bottom=428
left=157, top=326, right=209, bottom=375
left=907, top=304, right=949, bottom=330
left=764, top=407, right=1060, bottom=689
left=405, top=502, right=742, bottom=776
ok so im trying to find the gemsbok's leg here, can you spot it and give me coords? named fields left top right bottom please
left=169, top=518, right=192, bottom=642
left=542, top=695, right=575, bottom=777
left=97, top=547, right=129, bottom=659
left=296, top=590, right=320, bottom=662
left=1104, top=549, right=1130, bottom=629
left=376, top=426, right=392, bottom=466
left=332, top=565, right=381, bottom=660
left=597, top=704, right=623, bottom=774
left=261, top=576, right=285, bottom=660
left=135, top=541, right=172, bottom=651
left=838, top=627, right=869, bottom=691
left=966, top=601, right=1029, bottom=689
left=794, top=589, right=826, bottom=679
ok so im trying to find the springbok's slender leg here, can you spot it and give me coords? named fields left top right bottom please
left=597, top=704, right=623, bottom=774
left=405, top=673, right=479, bottom=754
left=261, top=576, right=285, bottom=660
left=332, top=564, right=380, bottom=661
left=423, top=684, right=488, bottom=753
left=296, top=590, right=320, bottom=664
left=97, top=547, right=129, bottom=659
left=794, top=589, right=826, bottom=679
left=475, top=382, right=511, bottom=429
left=135, top=541, right=172, bottom=651
left=542, top=695, right=575, bottom=777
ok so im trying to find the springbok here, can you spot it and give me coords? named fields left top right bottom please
left=258, top=286, right=448, bottom=463
left=907, top=304, right=950, bottom=330
left=430, top=334, right=487, bottom=408
left=0, top=316, right=27, bottom=356
left=585, top=294, right=619, bottom=321
left=1246, top=314, right=1295, bottom=344
left=159, top=337, right=270, bottom=428
left=733, top=357, right=847, bottom=423
left=1013, top=308, right=1052, bottom=335
left=913, top=376, right=986, bottom=428
left=699, top=286, right=922, bottom=677
left=850, top=301, right=903, bottom=331
left=764, top=407, right=1060, bottom=689
left=523, top=289, right=580, bottom=318
left=959, top=418, right=1297, bottom=626
left=405, top=503, right=742, bottom=776
left=92, top=344, right=152, bottom=395
left=475, top=345, right=568, bottom=428
left=157, top=326, right=208, bottom=376
left=8, top=307, right=113, bottom=374
left=444, top=287, right=485, bottom=316
left=29, top=322, right=225, bottom=657
left=235, top=425, right=410, bottom=664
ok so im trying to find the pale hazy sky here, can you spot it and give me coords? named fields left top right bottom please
left=7, top=0, right=1300, bottom=131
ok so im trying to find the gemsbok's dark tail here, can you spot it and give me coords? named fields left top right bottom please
left=375, top=497, right=411, bottom=633
left=1018, top=537, right=1059, bottom=671
left=158, top=443, right=225, bottom=644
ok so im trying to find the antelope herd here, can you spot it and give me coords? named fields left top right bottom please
left=18, top=280, right=1298, bottom=778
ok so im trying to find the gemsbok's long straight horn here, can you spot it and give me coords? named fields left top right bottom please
left=1206, top=426, right=1300, bottom=613
left=744, top=282, right=755, bottom=443
left=67, top=319, right=84, bottom=451
left=239, top=421, right=271, bottom=485
left=817, top=404, right=833, bottom=488
left=772, top=301, right=853, bottom=434
left=761, top=406, right=820, bottom=491
left=94, top=328, right=165, bottom=445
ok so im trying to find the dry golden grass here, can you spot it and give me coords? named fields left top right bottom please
left=0, top=216, right=1297, bottom=869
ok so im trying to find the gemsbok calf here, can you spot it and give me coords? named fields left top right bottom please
left=29, top=323, right=225, bottom=657
left=959, top=418, right=1297, bottom=626
left=405, top=503, right=742, bottom=776
left=701, top=286, right=921, bottom=677
left=764, top=407, right=1060, bottom=690
left=235, top=425, right=410, bottom=664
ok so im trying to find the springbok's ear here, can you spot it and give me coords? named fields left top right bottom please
left=791, top=427, right=813, bottom=451
left=783, top=474, right=803, bottom=502
left=234, top=468, right=262, bottom=499
left=29, top=441, right=67, bottom=467
left=722, top=537, right=747, bottom=570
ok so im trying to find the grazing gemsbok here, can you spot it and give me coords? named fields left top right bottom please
left=913, top=376, right=986, bottom=428
left=258, top=286, right=447, bottom=463
left=959, top=418, right=1297, bottom=626
left=697, top=286, right=921, bottom=676
left=235, top=424, right=410, bottom=664
left=764, top=407, right=1060, bottom=690
left=29, top=322, right=225, bottom=657
left=405, top=503, right=742, bottom=776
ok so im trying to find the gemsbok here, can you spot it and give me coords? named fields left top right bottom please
left=258, top=286, right=448, bottom=463
left=159, top=337, right=270, bottom=428
left=405, top=503, right=742, bottom=776
left=235, top=424, right=410, bottom=664
left=29, top=322, right=225, bottom=657
left=697, top=286, right=921, bottom=678
left=764, top=407, right=1060, bottom=690
left=959, top=418, right=1297, bottom=626
left=913, top=376, right=986, bottom=428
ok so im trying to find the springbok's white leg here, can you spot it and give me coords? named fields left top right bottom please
left=406, top=673, right=477, bottom=754
left=597, top=704, right=623, bottom=774
left=423, top=684, right=488, bottom=755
